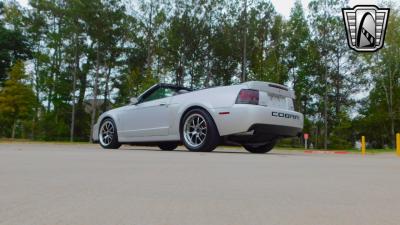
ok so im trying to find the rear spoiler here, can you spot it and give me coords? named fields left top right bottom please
left=268, top=83, right=288, bottom=91
left=244, top=81, right=295, bottom=99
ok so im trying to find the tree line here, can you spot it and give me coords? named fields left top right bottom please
left=0, top=0, right=399, bottom=149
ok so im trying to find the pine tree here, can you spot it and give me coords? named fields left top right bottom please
left=0, top=61, right=37, bottom=139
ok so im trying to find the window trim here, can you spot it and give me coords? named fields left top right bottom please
left=135, top=84, right=192, bottom=105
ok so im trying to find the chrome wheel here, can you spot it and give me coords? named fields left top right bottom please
left=183, top=113, right=207, bottom=148
left=99, top=120, right=115, bottom=146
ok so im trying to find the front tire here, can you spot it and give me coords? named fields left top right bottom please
left=99, top=118, right=121, bottom=149
left=243, top=141, right=276, bottom=154
left=181, top=108, right=219, bottom=152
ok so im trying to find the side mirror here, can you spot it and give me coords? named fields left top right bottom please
left=129, top=97, right=138, bottom=105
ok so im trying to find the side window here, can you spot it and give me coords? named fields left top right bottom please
left=142, top=87, right=176, bottom=103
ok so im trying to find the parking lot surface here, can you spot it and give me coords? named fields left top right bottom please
left=0, top=143, right=399, bottom=225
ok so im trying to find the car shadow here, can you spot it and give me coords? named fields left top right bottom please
left=118, top=146, right=298, bottom=156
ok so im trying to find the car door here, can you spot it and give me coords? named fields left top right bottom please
left=118, top=87, right=175, bottom=138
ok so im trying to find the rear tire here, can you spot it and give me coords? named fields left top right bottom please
left=99, top=118, right=121, bottom=149
left=181, top=108, right=219, bottom=152
left=243, top=141, right=276, bottom=154
left=158, top=142, right=178, bottom=151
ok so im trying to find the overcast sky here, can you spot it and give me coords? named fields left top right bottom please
left=17, top=0, right=382, bottom=18
left=271, top=0, right=380, bottom=18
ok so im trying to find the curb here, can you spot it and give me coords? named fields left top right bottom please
left=304, top=150, right=349, bottom=155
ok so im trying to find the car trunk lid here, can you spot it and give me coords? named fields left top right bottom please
left=244, top=81, right=295, bottom=110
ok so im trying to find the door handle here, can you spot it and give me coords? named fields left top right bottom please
left=159, top=103, right=167, bottom=106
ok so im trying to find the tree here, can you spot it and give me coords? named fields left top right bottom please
left=356, top=6, right=400, bottom=148
left=0, top=0, right=397, bottom=148
left=241, top=0, right=248, bottom=82
left=308, top=0, right=352, bottom=149
left=286, top=1, right=311, bottom=113
left=0, top=2, right=31, bottom=85
left=0, top=61, right=37, bottom=139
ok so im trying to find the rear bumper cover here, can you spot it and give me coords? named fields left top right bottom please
left=249, top=124, right=302, bottom=137
left=212, top=104, right=303, bottom=137
left=225, top=124, right=302, bottom=144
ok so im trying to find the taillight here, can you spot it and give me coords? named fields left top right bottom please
left=236, top=89, right=259, bottom=105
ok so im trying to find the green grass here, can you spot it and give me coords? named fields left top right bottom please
left=0, top=138, right=91, bottom=144
left=274, top=146, right=396, bottom=154
left=344, top=148, right=396, bottom=154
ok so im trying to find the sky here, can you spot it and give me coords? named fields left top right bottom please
left=17, top=0, right=382, bottom=18
left=270, top=0, right=380, bottom=18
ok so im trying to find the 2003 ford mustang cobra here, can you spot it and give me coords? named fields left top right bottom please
left=92, top=81, right=303, bottom=153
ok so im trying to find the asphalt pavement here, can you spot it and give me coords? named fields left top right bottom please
left=0, top=142, right=399, bottom=225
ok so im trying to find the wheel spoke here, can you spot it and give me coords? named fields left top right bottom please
left=100, top=121, right=115, bottom=146
left=183, top=114, right=209, bottom=148
left=191, top=134, right=197, bottom=143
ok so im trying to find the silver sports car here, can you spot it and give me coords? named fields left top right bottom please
left=92, top=81, right=303, bottom=153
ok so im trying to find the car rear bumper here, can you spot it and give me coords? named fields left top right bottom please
left=212, top=104, right=303, bottom=137
left=224, top=123, right=302, bottom=144
left=248, top=123, right=302, bottom=137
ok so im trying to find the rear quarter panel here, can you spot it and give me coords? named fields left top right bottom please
left=168, top=85, right=245, bottom=136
